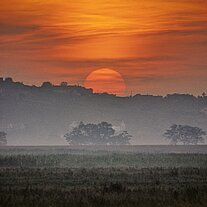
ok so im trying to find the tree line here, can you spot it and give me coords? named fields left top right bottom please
left=0, top=122, right=206, bottom=146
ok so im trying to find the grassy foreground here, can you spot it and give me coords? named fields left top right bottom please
left=0, top=147, right=207, bottom=207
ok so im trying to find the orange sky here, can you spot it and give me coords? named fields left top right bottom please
left=0, top=0, right=207, bottom=95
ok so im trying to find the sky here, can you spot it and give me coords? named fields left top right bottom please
left=0, top=0, right=207, bottom=96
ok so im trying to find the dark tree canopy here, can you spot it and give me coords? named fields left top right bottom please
left=64, top=122, right=131, bottom=145
left=0, top=131, right=7, bottom=146
left=60, top=82, right=68, bottom=87
left=41, top=81, right=53, bottom=88
left=163, top=124, right=206, bottom=145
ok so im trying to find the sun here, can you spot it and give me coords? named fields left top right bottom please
left=84, top=68, right=126, bottom=96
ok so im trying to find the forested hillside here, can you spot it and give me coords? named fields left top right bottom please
left=0, top=77, right=207, bottom=145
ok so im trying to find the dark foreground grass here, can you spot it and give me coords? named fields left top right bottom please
left=0, top=153, right=207, bottom=168
left=0, top=167, right=207, bottom=207
left=0, top=149, right=207, bottom=207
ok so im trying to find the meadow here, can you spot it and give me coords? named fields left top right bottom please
left=0, top=146, right=207, bottom=207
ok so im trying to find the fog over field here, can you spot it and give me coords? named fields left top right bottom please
left=0, top=78, right=207, bottom=146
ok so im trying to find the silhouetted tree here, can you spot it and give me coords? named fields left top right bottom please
left=0, top=131, right=7, bottom=146
left=108, top=131, right=132, bottom=145
left=163, top=124, right=206, bottom=145
left=64, top=122, right=131, bottom=145
left=60, top=82, right=68, bottom=87
left=41, top=82, right=53, bottom=88
left=5, top=77, right=13, bottom=83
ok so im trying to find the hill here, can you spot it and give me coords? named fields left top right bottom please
left=0, top=77, right=207, bottom=145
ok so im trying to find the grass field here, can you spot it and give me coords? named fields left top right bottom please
left=0, top=146, right=207, bottom=207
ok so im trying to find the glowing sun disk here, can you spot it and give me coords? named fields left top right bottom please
left=84, top=68, right=126, bottom=96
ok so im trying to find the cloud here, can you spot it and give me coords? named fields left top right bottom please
left=132, top=27, right=207, bottom=38
left=131, top=75, right=181, bottom=83
left=0, top=23, right=39, bottom=35
left=35, top=55, right=178, bottom=68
